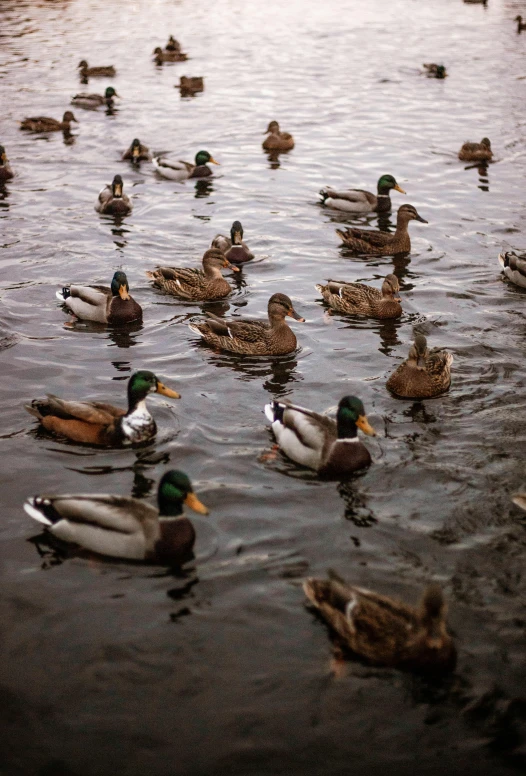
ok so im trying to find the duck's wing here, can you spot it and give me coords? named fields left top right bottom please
left=327, top=281, right=380, bottom=304
left=59, top=284, right=112, bottom=321
left=149, top=266, right=205, bottom=293
left=97, top=184, right=112, bottom=207
left=211, top=234, right=231, bottom=252
left=204, top=312, right=267, bottom=342
left=425, top=348, right=453, bottom=379
left=27, top=394, right=124, bottom=424
left=321, top=187, right=375, bottom=205
left=154, top=157, right=193, bottom=173
left=338, top=227, right=394, bottom=247
left=265, top=400, right=336, bottom=468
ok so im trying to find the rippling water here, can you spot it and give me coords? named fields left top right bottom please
left=1, top=0, right=526, bottom=773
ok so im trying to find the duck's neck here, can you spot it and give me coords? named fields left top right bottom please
left=157, top=496, right=184, bottom=517
left=267, top=308, right=288, bottom=329
left=203, top=262, right=223, bottom=279
left=394, top=214, right=411, bottom=236
left=336, top=416, right=358, bottom=440
left=375, top=191, right=392, bottom=213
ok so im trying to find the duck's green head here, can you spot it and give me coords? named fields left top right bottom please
left=230, top=220, right=244, bottom=244
left=157, top=470, right=209, bottom=516
left=435, top=65, right=447, bottom=79
left=195, top=150, right=219, bottom=167
left=377, top=175, right=405, bottom=195
left=105, top=87, right=118, bottom=99
left=111, top=270, right=131, bottom=300
left=337, top=396, right=376, bottom=439
left=127, top=370, right=181, bottom=409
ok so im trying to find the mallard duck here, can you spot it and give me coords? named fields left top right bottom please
left=423, top=63, right=447, bottom=78
left=303, top=571, right=456, bottom=672
left=0, top=145, right=14, bottom=184
left=211, top=221, right=254, bottom=264
left=179, top=76, right=204, bottom=95
left=498, top=251, right=526, bottom=288
left=152, top=151, right=219, bottom=181
left=25, top=370, right=180, bottom=446
left=78, top=60, right=116, bottom=78
left=515, top=15, right=526, bottom=32
left=153, top=46, right=188, bottom=64
left=458, top=138, right=493, bottom=162
left=95, top=175, right=133, bottom=215
left=165, top=35, right=182, bottom=52
left=20, top=111, right=78, bottom=132
left=316, top=274, right=402, bottom=319
left=336, top=204, right=427, bottom=255
left=265, top=396, right=375, bottom=476
left=56, top=271, right=142, bottom=324
left=71, top=86, right=119, bottom=110
left=319, top=175, right=405, bottom=214
left=24, top=470, right=208, bottom=563
left=262, top=121, right=294, bottom=151
left=189, top=293, right=304, bottom=356
left=122, top=138, right=152, bottom=162
left=386, top=334, right=452, bottom=399
left=146, top=248, right=240, bottom=301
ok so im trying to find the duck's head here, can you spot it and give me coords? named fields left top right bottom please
left=397, top=204, right=428, bottom=224
left=63, top=111, right=78, bottom=124
left=264, top=121, right=280, bottom=134
left=202, top=248, right=240, bottom=273
left=381, top=274, right=401, bottom=302
left=377, top=175, right=406, bottom=195
left=337, top=396, right=376, bottom=439
left=435, top=65, right=447, bottom=78
left=153, top=47, right=163, bottom=55
left=129, top=138, right=142, bottom=159
left=111, top=174, right=124, bottom=197
left=0, top=145, right=7, bottom=164
left=195, top=150, right=219, bottom=167
left=480, top=137, right=491, bottom=149
left=157, top=470, right=209, bottom=516
left=515, top=15, right=523, bottom=22
left=78, top=60, right=88, bottom=69
left=105, top=87, right=119, bottom=100
left=127, top=370, right=180, bottom=410
left=408, top=334, right=428, bottom=367
left=230, top=220, right=244, bottom=244
left=110, top=271, right=132, bottom=300
left=268, top=293, right=305, bottom=322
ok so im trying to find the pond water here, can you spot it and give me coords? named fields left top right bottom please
left=1, top=0, right=525, bottom=774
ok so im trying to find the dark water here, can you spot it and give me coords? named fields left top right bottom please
left=1, top=0, right=526, bottom=773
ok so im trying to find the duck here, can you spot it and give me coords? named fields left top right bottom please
left=56, top=271, right=142, bottom=324
left=423, top=63, right=447, bottom=78
left=265, top=395, right=375, bottom=477
left=20, top=111, right=78, bottom=132
left=498, top=250, right=526, bottom=288
left=303, top=571, right=456, bottom=672
left=189, top=292, right=304, bottom=356
left=458, top=137, right=493, bottom=162
left=319, top=174, right=406, bottom=214
left=0, top=145, right=14, bottom=184
left=165, top=35, right=182, bottom=52
left=25, top=370, right=180, bottom=446
left=316, top=274, right=402, bottom=319
left=336, top=204, right=428, bottom=255
left=152, top=150, right=219, bottom=181
left=153, top=46, right=188, bottom=64
left=78, top=60, right=116, bottom=78
left=515, top=15, right=526, bottom=32
left=95, top=174, right=133, bottom=215
left=122, top=138, right=152, bottom=162
left=386, top=334, right=452, bottom=399
left=178, top=76, right=204, bottom=95
left=211, top=221, right=254, bottom=264
left=24, top=470, right=208, bottom=564
left=262, top=121, right=294, bottom=151
left=71, top=86, right=119, bottom=110
left=146, top=248, right=240, bottom=301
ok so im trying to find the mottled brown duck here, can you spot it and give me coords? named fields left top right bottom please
left=458, top=138, right=492, bottom=162
left=146, top=248, right=239, bottom=301
left=386, top=334, right=452, bottom=398
left=262, top=121, right=294, bottom=151
left=20, top=111, right=78, bottom=132
left=179, top=76, right=204, bottom=95
left=153, top=46, right=188, bottom=63
left=316, top=274, right=402, bottom=319
left=336, top=204, right=427, bottom=255
left=78, top=60, right=116, bottom=78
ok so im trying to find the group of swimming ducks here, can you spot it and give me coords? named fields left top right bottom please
left=4, top=24, right=524, bottom=675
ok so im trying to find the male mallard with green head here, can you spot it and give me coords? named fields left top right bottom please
left=20, top=111, right=78, bottom=133
left=316, top=274, right=402, bottom=319
left=71, top=86, right=119, bottom=110
left=24, top=470, right=208, bottom=563
left=153, top=150, right=219, bottom=181
left=458, top=137, right=492, bottom=162
left=56, top=271, right=142, bottom=324
left=211, top=221, right=254, bottom=264
left=262, top=121, right=294, bottom=151
left=95, top=174, right=133, bottom=215
left=78, top=60, right=116, bottom=78
left=146, top=248, right=240, bottom=301
left=0, top=145, right=14, bottom=183
left=423, top=63, right=447, bottom=78
left=386, top=334, right=452, bottom=398
left=336, top=204, right=427, bottom=255
left=320, top=174, right=405, bottom=214
left=304, top=572, right=456, bottom=672
left=189, top=293, right=304, bottom=356
left=265, top=396, right=375, bottom=477
left=25, top=371, right=180, bottom=446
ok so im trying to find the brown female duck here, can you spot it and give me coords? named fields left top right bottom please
left=211, top=221, right=254, bottom=264
left=122, top=138, right=152, bottom=162
left=20, top=111, right=78, bottom=132
left=78, top=60, right=116, bottom=78
left=146, top=248, right=239, bottom=301
left=25, top=371, right=180, bottom=446
left=189, top=293, right=304, bottom=355
left=336, top=204, right=428, bottom=255
left=458, top=138, right=492, bottom=162
left=56, top=271, right=142, bottom=324
left=0, top=145, right=14, bottom=184
left=178, top=76, right=204, bottom=95
left=515, top=15, right=526, bottom=32
left=153, top=46, right=188, bottom=64
left=316, top=274, right=402, bottom=319
left=304, top=572, right=456, bottom=673
left=262, top=121, right=294, bottom=151
left=386, top=334, right=452, bottom=398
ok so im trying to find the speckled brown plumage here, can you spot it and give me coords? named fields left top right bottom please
left=386, top=334, right=452, bottom=398
left=336, top=204, right=428, bottom=256
left=458, top=138, right=492, bottom=162
left=146, top=248, right=239, bottom=301
left=20, top=111, right=78, bottom=132
left=316, top=274, right=402, bottom=319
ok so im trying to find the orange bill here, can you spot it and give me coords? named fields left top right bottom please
left=185, top=492, right=209, bottom=515
left=156, top=381, right=181, bottom=399
left=356, top=415, right=376, bottom=436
